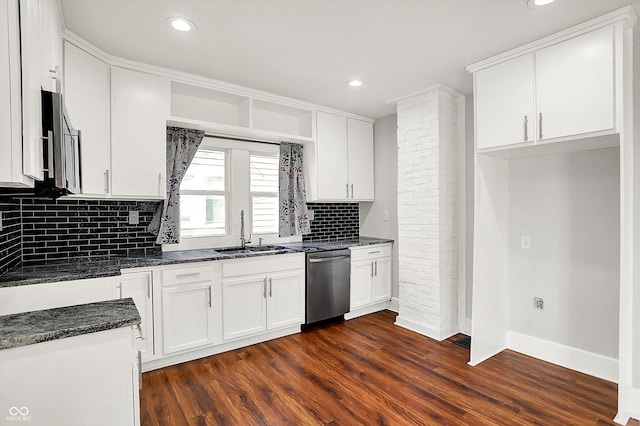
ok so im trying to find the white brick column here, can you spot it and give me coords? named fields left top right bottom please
left=391, top=85, right=463, bottom=341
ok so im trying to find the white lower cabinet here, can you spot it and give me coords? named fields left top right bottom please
left=160, top=263, right=221, bottom=355
left=118, top=271, right=154, bottom=360
left=221, top=254, right=305, bottom=341
left=0, top=326, right=139, bottom=426
left=348, top=244, right=392, bottom=316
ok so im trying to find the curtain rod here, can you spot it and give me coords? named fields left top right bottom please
left=203, top=133, right=281, bottom=146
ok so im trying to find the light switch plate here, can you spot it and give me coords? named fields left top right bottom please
left=129, top=211, right=139, bottom=225
left=383, top=211, right=389, bottom=221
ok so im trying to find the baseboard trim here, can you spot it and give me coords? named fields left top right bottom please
left=506, top=331, right=618, bottom=383
left=614, top=386, right=640, bottom=424
left=394, top=316, right=458, bottom=341
left=345, top=301, right=390, bottom=320
left=388, top=297, right=400, bottom=313
left=143, top=325, right=300, bottom=372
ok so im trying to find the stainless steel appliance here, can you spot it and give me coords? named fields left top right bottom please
left=38, top=90, right=82, bottom=198
left=305, top=249, right=351, bottom=325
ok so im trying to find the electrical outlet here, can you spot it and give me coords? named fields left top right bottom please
left=383, top=210, right=389, bottom=221
left=521, top=235, right=531, bottom=249
left=533, top=297, right=544, bottom=310
left=129, top=211, right=139, bottom=225
left=308, top=210, right=314, bottom=220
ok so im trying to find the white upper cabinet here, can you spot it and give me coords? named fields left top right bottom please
left=0, top=0, right=31, bottom=187
left=471, top=25, right=617, bottom=153
left=19, top=0, right=63, bottom=181
left=110, top=67, right=169, bottom=199
left=316, top=111, right=349, bottom=200
left=475, top=54, right=535, bottom=150
left=347, top=118, right=375, bottom=200
left=535, top=26, right=615, bottom=141
left=63, top=41, right=111, bottom=196
left=311, top=111, right=374, bottom=201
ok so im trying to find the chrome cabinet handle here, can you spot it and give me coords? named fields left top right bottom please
left=524, top=115, right=528, bottom=141
left=374, top=260, right=378, bottom=276
left=368, top=250, right=381, bottom=255
left=263, top=277, right=267, bottom=298
left=208, top=285, right=212, bottom=307
left=135, top=324, right=145, bottom=340
left=137, top=350, right=143, bottom=389
left=104, top=170, right=110, bottom=194
left=371, top=262, right=374, bottom=277
left=350, top=184, right=354, bottom=199
left=147, top=280, right=151, bottom=299
left=309, top=256, right=350, bottom=263
left=269, top=277, right=272, bottom=298
left=176, top=272, right=200, bottom=278
left=538, top=112, right=543, bottom=139
left=346, top=183, right=349, bottom=198
left=157, top=173, right=162, bottom=196
left=118, top=284, right=123, bottom=299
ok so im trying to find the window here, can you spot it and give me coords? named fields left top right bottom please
left=180, top=149, right=227, bottom=237
left=250, top=153, right=279, bottom=234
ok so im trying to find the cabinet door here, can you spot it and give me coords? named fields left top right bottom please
left=63, top=42, right=111, bottom=196
left=535, top=26, right=615, bottom=141
left=475, top=54, right=535, bottom=150
left=161, top=282, right=215, bottom=354
left=110, top=67, right=169, bottom=198
left=19, top=0, right=44, bottom=180
left=371, top=257, right=392, bottom=303
left=0, top=0, right=30, bottom=187
left=266, top=270, right=304, bottom=330
left=316, top=111, right=349, bottom=200
left=347, top=118, right=374, bottom=200
left=118, top=272, right=154, bottom=359
left=350, top=260, right=373, bottom=310
left=222, top=275, right=267, bottom=340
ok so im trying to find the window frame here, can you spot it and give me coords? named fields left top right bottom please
left=249, top=151, right=279, bottom=235
left=179, top=145, right=229, bottom=238
left=164, top=136, right=302, bottom=252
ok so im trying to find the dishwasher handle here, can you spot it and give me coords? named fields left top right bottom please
left=309, top=256, right=350, bottom=263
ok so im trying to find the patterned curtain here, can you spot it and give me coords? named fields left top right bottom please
left=279, top=142, right=311, bottom=237
left=148, top=127, right=205, bottom=244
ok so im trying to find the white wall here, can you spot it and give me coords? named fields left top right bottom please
left=360, top=114, right=399, bottom=299
left=508, top=147, right=620, bottom=358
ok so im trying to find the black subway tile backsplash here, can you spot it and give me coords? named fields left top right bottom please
left=18, top=198, right=161, bottom=265
left=303, top=202, right=359, bottom=242
left=0, top=197, right=22, bottom=274
left=0, top=197, right=162, bottom=271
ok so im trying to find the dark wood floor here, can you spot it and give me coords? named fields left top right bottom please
left=140, top=310, right=636, bottom=425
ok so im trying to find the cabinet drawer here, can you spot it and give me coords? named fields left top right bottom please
left=350, top=244, right=392, bottom=262
left=222, top=253, right=305, bottom=278
left=161, top=263, right=218, bottom=287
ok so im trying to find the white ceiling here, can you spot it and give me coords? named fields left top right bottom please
left=60, top=0, right=639, bottom=119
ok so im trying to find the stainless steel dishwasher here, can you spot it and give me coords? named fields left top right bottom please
left=305, top=249, right=351, bottom=325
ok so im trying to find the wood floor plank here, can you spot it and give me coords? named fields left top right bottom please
left=140, top=310, right=629, bottom=425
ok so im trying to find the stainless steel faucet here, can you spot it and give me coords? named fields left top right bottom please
left=240, top=209, right=251, bottom=248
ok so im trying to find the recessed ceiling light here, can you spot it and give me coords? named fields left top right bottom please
left=166, top=17, right=196, bottom=32
left=527, top=0, right=555, bottom=7
left=346, top=79, right=363, bottom=87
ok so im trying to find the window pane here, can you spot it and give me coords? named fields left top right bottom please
left=181, top=150, right=225, bottom=191
left=181, top=195, right=226, bottom=236
left=250, top=154, right=279, bottom=193
left=252, top=196, right=278, bottom=234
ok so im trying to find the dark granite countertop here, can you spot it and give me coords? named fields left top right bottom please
left=0, top=237, right=393, bottom=288
left=281, top=237, right=394, bottom=252
left=0, top=298, right=141, bottom=351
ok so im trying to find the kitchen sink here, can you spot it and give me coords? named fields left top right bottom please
left=214, top=245, right=286, bottom=255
